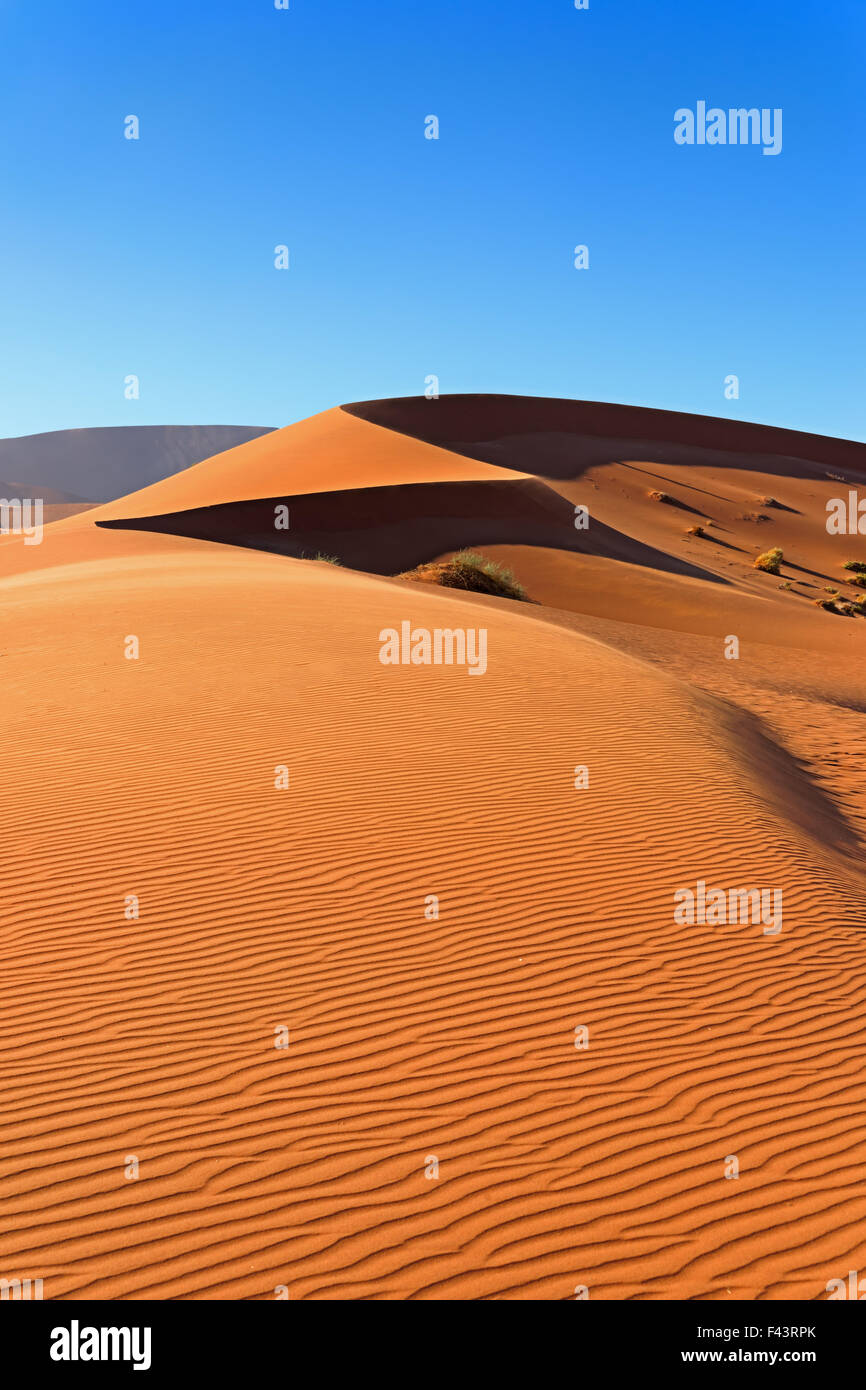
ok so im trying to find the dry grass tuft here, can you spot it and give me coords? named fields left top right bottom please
left=398, top=550, right=531, bottom=602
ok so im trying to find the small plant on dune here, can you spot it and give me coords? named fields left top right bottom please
left=754, top=547, right=783, bottom=575
left=398, top=550, right=529, bottom=602
left=312, top=553, right=343, bottom=565
left=437, top=550, right=528, bottom=600
left=648, top=489, right=673, bottom=504
left=847, top=574, right=866, bottom=589
left=757, top=496, right=781, bottom=508
left=813, top=596, right=857, bottom=615
left=686, top=524, right=706, bottom=537
left=824, top=586, right=840, bottom=595
left=779, top=581, right=793, bottom=591
left=842, top=559, right=866, bottom=573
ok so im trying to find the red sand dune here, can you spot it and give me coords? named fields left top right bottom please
left=1, top=396, right=865, bottom=1301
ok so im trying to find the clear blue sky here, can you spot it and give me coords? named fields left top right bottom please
left=0, top=0, right=863, bottom=441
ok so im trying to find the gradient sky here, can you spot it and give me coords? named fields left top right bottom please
left=1, top=0, right=863, bottom=441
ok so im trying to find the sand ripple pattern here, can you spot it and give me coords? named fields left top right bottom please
left=0, top=552, right=865, bottom=1300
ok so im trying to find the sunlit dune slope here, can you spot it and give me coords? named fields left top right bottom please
left=1, top=547, right=865, bottom=1301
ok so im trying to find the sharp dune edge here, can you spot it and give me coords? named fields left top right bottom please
left=1, top=396, right=865, bottom=1300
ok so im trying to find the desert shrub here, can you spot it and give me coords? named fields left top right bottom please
left=754, top=547, right=783, bottom=575
left=687, top=525, right=706, bottom=537
left=842, top=560, right=866, bottom=573
left=437, top=551, right=527, bottom=600
left=649, top=490, right=673, bottom=504
left=399, top=550, right=529, bottom=602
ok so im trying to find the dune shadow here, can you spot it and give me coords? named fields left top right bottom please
left=699, top=532, right=746, bottom=552
left=95, top=478, right=730, bottom=585
left=712, top=698, right=865, bottom=863
left=761, top=499, right=801, bottom=514
left=784, top=559, right=839, bottom=584
left=649, top=492, right=710, bottom=517
left=343, top=396, right=866, bottom=487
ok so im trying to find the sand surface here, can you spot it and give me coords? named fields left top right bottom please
left=1, top=396, right=865, bottom=1300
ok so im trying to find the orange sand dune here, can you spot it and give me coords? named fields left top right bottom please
left=87, top=397, right=866, bottom=632
left=90, top=407, right=522, bottom=524
left=1, top=549, right=865, bottom=1301
left=1, top=395, right=865, bottom=1301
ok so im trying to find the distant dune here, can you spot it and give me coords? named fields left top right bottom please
left=0, top=424, right=275, bottom=503
left=0, top=479, right=91, bottom=505
left=1, top=396, right=865, bottom=1301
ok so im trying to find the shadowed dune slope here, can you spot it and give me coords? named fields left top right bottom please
left=344, top=395, right=866, bottom=481
left=1, top=548, right=865, bottom=1301
left=95, top=479, right=721, bottom=582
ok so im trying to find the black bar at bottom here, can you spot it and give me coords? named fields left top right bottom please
left=0, top=1297, right=858, bottom=1378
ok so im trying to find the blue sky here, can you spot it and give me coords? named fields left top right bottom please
left=0, top=0, right=863, bottom=441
